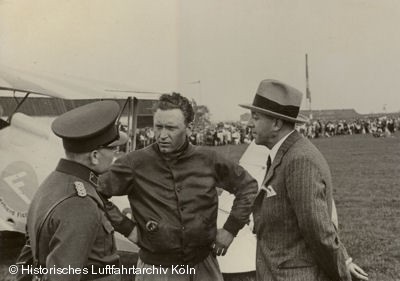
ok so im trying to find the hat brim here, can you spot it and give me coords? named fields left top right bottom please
left=239, top=104, right=308, bottom=123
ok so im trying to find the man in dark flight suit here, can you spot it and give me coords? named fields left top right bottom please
left=100, top=93, right=258, bottom=281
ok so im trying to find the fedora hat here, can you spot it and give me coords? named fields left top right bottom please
left=240, top=79, right=307, bottom=123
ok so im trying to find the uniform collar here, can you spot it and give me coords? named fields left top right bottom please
left=56, top=159, right=100, bottom=187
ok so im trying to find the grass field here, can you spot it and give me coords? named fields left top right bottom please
left=315, top=134, right=400, bottom=281
left=207, top=133, right=400, bottom=280
left=1, top=133, right=399, bottom=280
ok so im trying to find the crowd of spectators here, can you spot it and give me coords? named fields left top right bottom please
left=188, top=123, right=254, bottom=146
left=129, top=115, right=399, bottom=149
left=131, top=122, right=256, bottom=149
left=297, top=116, right=400, bottom=139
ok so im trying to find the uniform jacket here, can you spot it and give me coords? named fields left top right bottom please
left=253, top=131, right=351, bottom=281
left=100, top=142, right=258, bottom=266
left=27, top=159, right=119, bottom=281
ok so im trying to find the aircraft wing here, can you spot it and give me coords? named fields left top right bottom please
left=0, top=113, right=62, bottom=233
left=0, top=66, right=163, bottom=253
left=216, top=191, right=257, bottom=273
left=239, top=140, right=270, bottom=187
left=216, top=141, right=270, bottom=273
left=0, top=65, right=162, bottom=100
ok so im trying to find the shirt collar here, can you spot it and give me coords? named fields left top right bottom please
left=155, top=138, right=192, bottom=160
left=269, top=130, right=295, bottom=163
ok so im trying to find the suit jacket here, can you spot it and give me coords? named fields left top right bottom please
left=253, top=131, right=351, bottom=281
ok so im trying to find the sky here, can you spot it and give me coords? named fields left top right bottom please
left=1, top=0, right=400, bottom=121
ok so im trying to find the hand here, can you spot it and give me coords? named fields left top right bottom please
left=348, top=262, right=368, bottom=280
left=127, top=226, right=138, bottom=244
left=212, top=228, right=234, bottom=256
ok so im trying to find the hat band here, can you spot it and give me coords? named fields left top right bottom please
left=62, top=125, right=119, bottom=153
left=253, top=94, right=300, bottom=118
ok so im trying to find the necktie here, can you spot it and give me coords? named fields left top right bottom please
left=266, top=155, right=272, bottom=175
left=261, top=155, right=272, bottom=183
left=254, top=155, right=272, bottom=207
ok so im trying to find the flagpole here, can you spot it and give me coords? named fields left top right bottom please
left=305, top=54, right=312, bottom=120
left=189, top=80, right=201, bottom=104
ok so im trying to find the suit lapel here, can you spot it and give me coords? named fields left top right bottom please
left=262, top=131, right=302, bottom=186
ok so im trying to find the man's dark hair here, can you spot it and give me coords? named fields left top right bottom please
left=156, top=92, right=194, bottom=125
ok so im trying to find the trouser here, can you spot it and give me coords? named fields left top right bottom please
left=135, top=254, right=223, bottom=281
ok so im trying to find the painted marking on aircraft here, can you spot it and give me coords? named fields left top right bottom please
left=0, top=161, right=38, bottom=212
left=4, top=172, right=31, bottom=204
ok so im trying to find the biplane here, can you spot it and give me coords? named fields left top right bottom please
left=0, top=66, right=162, bottom=253
left=0, top=66, right=262, bottom=275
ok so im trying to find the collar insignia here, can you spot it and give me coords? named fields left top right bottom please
left=89, top=172, right=99, bottom=187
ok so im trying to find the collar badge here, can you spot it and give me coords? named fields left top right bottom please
left=74, top=181, right=87, bottom=197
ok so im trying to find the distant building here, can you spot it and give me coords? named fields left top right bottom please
left=358, top=111, right=400, bottom=119
left=0, top=97, right=156, bottom=128
left=300, top=109, right=361, bottom=121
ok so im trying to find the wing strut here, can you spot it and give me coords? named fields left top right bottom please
left=7, top=92, right=31, bottom=123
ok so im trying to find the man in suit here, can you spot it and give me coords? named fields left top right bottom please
left=240, top=79, right=368, bottom=281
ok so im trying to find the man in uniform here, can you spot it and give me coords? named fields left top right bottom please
left=100, top=92, right=258, bottom=281
left=26, top=100, right=128, bottom=281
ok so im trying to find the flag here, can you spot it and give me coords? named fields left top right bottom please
left=306, top=87, right=311, bottom=102
left=305, top=54, right=311, bottom=102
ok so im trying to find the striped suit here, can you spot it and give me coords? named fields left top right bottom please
left=253, top=131, right=351, bottom=281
